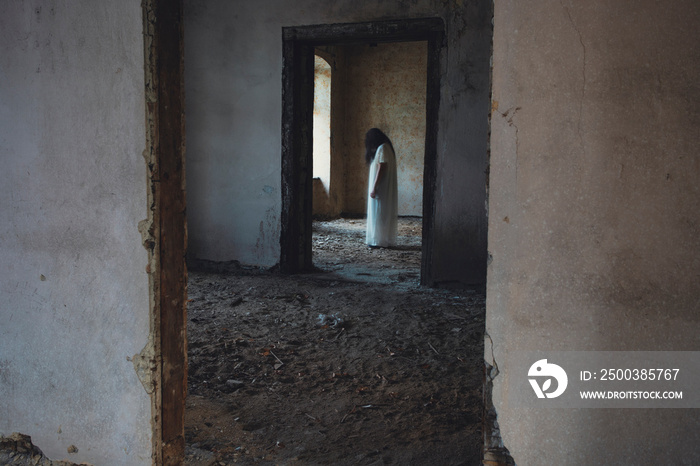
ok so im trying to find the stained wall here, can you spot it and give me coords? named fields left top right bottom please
left=0, top=1, right=152, bottom=464
left=340, top=41, right=427, bottom=218
left=487, top=0, right=700, bottom=463
left=184, top=0, right=492, bottom=285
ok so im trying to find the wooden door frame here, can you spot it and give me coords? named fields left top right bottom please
left=143, top=0, right=187, bottom=464
left=280, top=18, right=444, bottom=286
left=143, top=12, right=446, bottom=465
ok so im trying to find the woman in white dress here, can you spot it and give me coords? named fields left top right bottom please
left=365, top=128, right=398, bottom=247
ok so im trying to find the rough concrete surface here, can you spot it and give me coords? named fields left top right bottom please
left=0, top=1, right=152, bottom=464
left=487, top=0, right=700, bottom=464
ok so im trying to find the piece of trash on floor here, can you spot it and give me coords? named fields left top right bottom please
left=317, top=313, right=343, bottom=327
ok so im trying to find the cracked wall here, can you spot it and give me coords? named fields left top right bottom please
left=487, top=0, right=700, bottom=463
left=0, top=1, right=152, bottom=464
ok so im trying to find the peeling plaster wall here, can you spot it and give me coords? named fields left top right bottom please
left=184, top=0, right=492, bottom=285
left=487, top=0, right=700, bottom=464
left=0, top=1, right=152, bottom=465
left=341, top=42, right=427, bottom=217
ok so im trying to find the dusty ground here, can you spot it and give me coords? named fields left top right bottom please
left=185, top=218, right=486, bottom=465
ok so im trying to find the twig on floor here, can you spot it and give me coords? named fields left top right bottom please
left=341, top=405, right=359, bottom=423
left=428, top=342, right=440, bottom=355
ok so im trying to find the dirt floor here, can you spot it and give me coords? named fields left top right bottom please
left=184, top=218, right=486, bottom=465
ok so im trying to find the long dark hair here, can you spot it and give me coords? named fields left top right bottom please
left=364, top=128, right=394, bottom=165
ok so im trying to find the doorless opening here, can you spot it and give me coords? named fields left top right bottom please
left=310, top=40, right=428, bottom=285
left=281, top=18, right=443, bottom=286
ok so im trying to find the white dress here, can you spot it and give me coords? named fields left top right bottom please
left=366, top=143, right=398, bottom=247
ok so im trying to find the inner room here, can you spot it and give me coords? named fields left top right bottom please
left=311, top=40, right=427, bottom=283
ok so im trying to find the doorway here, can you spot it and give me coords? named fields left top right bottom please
left=150, top=6, right=492, bottom=462
left=280, top=18, right=443, bottom=287
left=310, top=40, right=429, bottom=283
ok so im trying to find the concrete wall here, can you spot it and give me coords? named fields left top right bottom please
left=340, top=42, right=427, bottom=217
left=487, top=0, right=700, bottom=464
left=0, top=1, right=152, bottom=464
left=184, top=0, right=492, bottom=285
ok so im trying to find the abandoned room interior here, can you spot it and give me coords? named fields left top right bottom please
left=183, top=20, right=489, bottom=463
left=1, top=0, right=699, bottom=465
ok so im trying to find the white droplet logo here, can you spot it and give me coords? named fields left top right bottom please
left=528, top=359, right=568, bottom=399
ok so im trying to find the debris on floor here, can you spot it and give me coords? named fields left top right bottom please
left=0, top=433, right=82, bottom=466
left=185, top=218, right=485, bottom=465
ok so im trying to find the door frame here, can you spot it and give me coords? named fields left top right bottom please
left=143, top=0, right=187, bottom=464
left=144, top=12, right=447, bottom=464
left=280, top=18, right=444, bottom=286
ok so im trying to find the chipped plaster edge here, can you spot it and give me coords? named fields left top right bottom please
left=129, top=334, right=157, bottom=395
left=140, top=0, right=163, bottom=464
left=482, top=331, right=515, bottom=465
